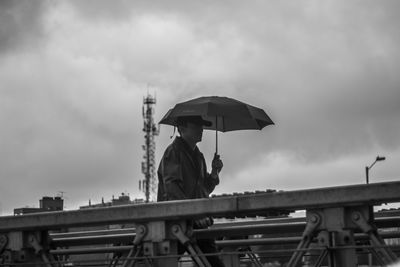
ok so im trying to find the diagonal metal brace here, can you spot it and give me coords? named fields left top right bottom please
left=171, top=224, right=212, bottom=267
left=287, top=212, right=321, bottom=267
left=28, top=233, right=59, bottom=267
left=121, top=224, right=147, bottom=267
left=0, top=235, right=8, bottom=255
left=352, top=211, right=398, bottom=264
left=240, top=247, right=263, bottom=267
left=0, top=234, right=8, bottom=264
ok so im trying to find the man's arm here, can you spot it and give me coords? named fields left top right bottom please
left=204, top=153, right=223, bottom=194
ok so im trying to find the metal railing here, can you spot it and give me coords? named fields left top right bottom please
left=0, top=181, right=399, bottom=266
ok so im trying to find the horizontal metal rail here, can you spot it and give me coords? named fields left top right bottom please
left=49, top=215, right=400, bottom=248
left=50, top=220, right=306, bottom=247
left=216, top=232, right=400, bottom=247
left=51, top=228, right=136, bottom=246
left=196, top=215, right=400, bottom=238
left=53, top=228, right=136, bottom=238
left=49, top=232, right=400, bottom=255
left=52, top=233, right=134, bottom=246
left=51, top=245, right=132, bottom=255
left=1, top=181, right=399, bottom=231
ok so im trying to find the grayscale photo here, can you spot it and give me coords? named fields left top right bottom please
left=0, top=1, right=399, bottom=266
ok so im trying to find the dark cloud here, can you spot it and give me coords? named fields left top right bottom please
left=0, top=0, right=48, bottom=53
left=67, top=0, right=221, bottom=21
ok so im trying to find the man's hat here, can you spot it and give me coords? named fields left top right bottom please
left=177, top=116, right=212, bottom=127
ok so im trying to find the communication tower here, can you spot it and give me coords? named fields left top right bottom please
left=140, top=94, right=159, bottom=202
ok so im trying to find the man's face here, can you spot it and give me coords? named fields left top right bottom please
left=181, top=122, right=204, bottom=143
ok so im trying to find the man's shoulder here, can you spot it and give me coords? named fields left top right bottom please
left=162, top=138, right=183, bottom=157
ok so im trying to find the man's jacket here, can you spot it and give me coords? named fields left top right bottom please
left=157, top=137, right=219, bottom=201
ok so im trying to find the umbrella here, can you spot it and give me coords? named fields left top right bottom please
left=159, top=96, right=274, bottom=154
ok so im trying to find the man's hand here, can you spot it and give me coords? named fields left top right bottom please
left=194, top=217, right=214, bottom=229
left=211, top=153, right=223, bottom=175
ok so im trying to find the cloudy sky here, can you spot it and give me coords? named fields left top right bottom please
left=1, top=0, right=399, bottom=215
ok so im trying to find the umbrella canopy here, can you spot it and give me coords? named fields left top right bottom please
left=159, top=96, right=274, bottom=154
left=159, top=96, right=274, bottom=132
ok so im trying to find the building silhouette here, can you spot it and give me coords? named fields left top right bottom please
left=14, top=196, right=64, bottom=215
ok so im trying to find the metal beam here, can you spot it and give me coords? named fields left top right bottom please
left=237, top=181, right=400, bottom=212
left=48, top=214, right=400, bottom=247
left=51, top=233, right=135, bottom=246
left=52, top=228, right=136, bottom=238
left=0, top=181, right=399, bottom=231
left=49, top=231, right=400, bottom=255
left=195, top=221, right=306, bottom=238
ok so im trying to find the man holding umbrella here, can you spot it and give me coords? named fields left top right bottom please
left=158, top=96, right=273, bottom=266
left=157, top=115, right=225, bottom=267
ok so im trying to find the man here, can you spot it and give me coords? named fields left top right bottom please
left=157, top=115, right=225, bottom=267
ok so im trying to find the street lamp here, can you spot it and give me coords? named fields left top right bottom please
left=365, top=156, right=386, bottom=184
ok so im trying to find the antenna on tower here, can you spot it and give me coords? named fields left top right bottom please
left=141, top=93, right=159, bottom=202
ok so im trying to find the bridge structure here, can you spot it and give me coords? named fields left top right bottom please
left=0, top=181, right=399, bottom=266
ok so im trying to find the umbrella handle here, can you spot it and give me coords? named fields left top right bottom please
left=216, top=129, right=218, bottom=155
left=215, top=116, right=218, bottom=154
left=215, top=116, right=220, bottom=175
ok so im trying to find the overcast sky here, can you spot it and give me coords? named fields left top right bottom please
left=1, top=0, right=399, bottom=215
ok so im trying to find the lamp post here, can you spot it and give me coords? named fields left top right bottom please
left=365, top=156, right=386, bottom=184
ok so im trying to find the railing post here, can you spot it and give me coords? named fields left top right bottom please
left=1, top=231, right=58, bottom=267
left=141, top=221, right=180, bottom=267
left=289, top=208, right=358, bottom=267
